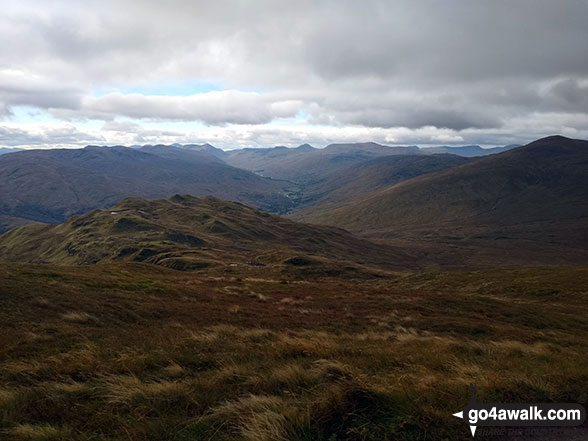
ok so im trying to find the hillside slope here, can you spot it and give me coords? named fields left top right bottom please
left=0, top=146, right=293, bottom=232
left=300, top=136, right=588, bottom=266
left=291, top=154, right=469, bottom=217
left=422, top=144, right=519, bottom=157
left=0, top=195, right=416, bottom=271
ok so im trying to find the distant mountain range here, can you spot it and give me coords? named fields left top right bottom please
left=0, top=141, right=515, bottom=233
left=223, top=142, right=422, bottom=184
left=1, top=135, right=586, bottom=268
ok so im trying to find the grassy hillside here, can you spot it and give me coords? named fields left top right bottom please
left=299, top=136, right=588, bottom=267
left=0, top=146, right=293, bottom=232
left=1, top=263, right=587, bottom=440
left=0, top=195, right=415, bottom=272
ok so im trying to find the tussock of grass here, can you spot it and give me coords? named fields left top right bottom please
left=60, top=311, right=98, bottom=324
left=1, top=264, right=588, bottom=440
left=6, top=424, right=73, bottom=441
left=206, top=395, right=297, bottom=441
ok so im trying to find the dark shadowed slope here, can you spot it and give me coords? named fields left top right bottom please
left=299, top=136, right=588, bottom=267
left=0, top=194, right=416, bottom=271
left=422, top=144, right=519, bottom=157
left=291, top=154, right=470, bottom=217
left=0, top=146, right=294, bottom=232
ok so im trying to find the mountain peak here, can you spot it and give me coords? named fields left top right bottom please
left=515, top=135, right=586, bottom=157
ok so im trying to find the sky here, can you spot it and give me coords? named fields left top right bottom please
left=1, top=0, right=587, bottom=150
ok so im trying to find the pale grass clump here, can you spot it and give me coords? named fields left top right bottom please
left=393, top=326, right=429, bottom=339
left=276, top=332, right=338, bottom=357
left=266, top=363, right=319, bottom=391
left=2, top=359, right=44, bottom=377
left=211, top=364, right=251, bottom=386
left=0, top=387, right=23, bottom=426
left=115, top=350, right=150, bottom=373
left=33, top=297, right=51, bottom=307
left=242, top=328, right=277, bottom=342
left=311, top=359, right=353, bottom=381
left=0, top=389, right=18, bottom=422
left=0, top=388, right=15, bottom=410
left=209, top=394, right=299, bottom=441
left=60, top=311, right=98, bottom=324
left=189, top=324, right=241, bottom=343
left=8, top=423, right=73, bottom=441
left=223, top=286, right=249, bottom=296
left=104, top=375, right=191, bottom=405
left=279, top=297, right=303, bottom=305
left=250, top=292, right=270, bottom=301
left=32, top=345, right=100, bottom=377
left=353, top=331, right=398, bottom=341
left=163, top=362, right=185, bottom=377
left=228, top=305, right=242, bottom=314
left=490, top=340, right=553, bottom=355
left=1, top=346, right=100, bottom=384
left=244, top=277, right=280, bottom=283
left=449, top=360, right=485, bottom=379
left=49, top=381, right=91, bottom=394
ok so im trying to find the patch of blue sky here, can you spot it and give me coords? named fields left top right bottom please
left=134, top=119, right=210, bottom=132
left=93, top=81, right=223, bottom=97
left=9, top=106, right=103, bottom=130
left=267, top=110, right=310, bottom=126
left=9, top=106, right=58, bottom=123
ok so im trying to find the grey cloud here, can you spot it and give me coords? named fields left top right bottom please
left=0, top=124, right=103, bottom=147
left=546, top=79, right=588, bottom=111
left=101, top=121, right=185, bottom=144
left=333, top=108, right=501, bottom=131
left=0, top=71, right=84, bottom=113
left=76, top=92, right=302, bottom=125
left=0, top=0, right=588, bottom=143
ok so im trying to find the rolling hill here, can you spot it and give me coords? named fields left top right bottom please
left=0, top=194, right=416, bottom=272
left=0, top=146, right=294, bottom=233
left=298, top=136, right=588, bottom=267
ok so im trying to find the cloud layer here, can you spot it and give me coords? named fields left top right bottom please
left=1, top=0, right=587, bottom=148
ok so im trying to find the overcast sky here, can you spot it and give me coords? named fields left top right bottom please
left=1, top=0, right=587, bottom=149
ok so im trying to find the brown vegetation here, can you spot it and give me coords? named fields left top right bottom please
left=1, top=263, right=588, bottom=440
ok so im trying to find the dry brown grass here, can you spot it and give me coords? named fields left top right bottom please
left=1, top=263, right=588, bottom=440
